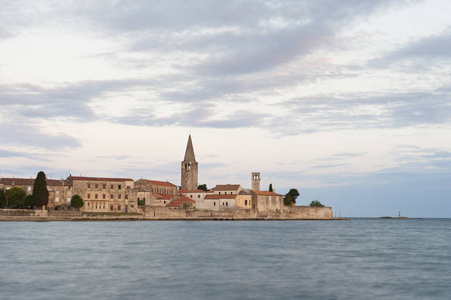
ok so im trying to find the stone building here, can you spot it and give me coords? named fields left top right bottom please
left=68, top=175, right=137, bottom=213
left=0, top=177, right=72, bottom=209
left=181, top=135, right=198, bottom=190
left=212, top=184, right=242, bottom=195
left=134, top=179, right=177, bottom=195
left=251, top=190, right=284, bottom=211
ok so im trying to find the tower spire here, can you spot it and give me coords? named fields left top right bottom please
left=184, top=134, right=196, bottom=162
left=181, top=134, right=198, bottom=190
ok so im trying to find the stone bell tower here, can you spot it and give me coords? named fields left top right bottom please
left=252, top=172, right=261, bottom=191
left=181, top=135, right=198, bottom=190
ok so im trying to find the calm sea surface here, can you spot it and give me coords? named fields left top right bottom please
left=0, top=219, right=450, bottom=299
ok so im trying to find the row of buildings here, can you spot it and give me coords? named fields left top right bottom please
left=0, top=135, right=285, bottom=213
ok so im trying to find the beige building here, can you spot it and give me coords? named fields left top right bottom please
left=68, top=175, right=137, bottom=213
left=236, top=190, right=252, bottom=209
left=251, top=190, right=284, bottom=211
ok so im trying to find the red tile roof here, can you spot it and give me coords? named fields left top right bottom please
left=154, top=194, right=175, bottom=200
left=69, top=176, right=133, bottom=182
left=213, top=184, right=241, bottom=191
left=144, top=180, right=177, bottom=187
left=204, top=194, right=238, bottom=200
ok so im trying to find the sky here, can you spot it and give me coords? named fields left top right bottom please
left=0, top=0, right=450, bottom=217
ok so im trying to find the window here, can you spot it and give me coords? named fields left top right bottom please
left=164, top=201, right=166, bottom=204
left=245, top=200, right=248, bottom=205
left=118, top=194, right=121, bottom=199
left=88, top=183, right=91, bottom=188
left=103, top=184, right=106, bottom=189
left=56, top=191, right=60, bottom=195
left=110, top=194, right=114, bottom=199
left=118, top=205, right=121, bottom=211
left=110, top=205, right=113, bottom=211
left=95, top=194, right=98, bottom=199
left=111, top=185, right=114, bottom=189
left=95, top=184, right=98, bottom=188
left=226, top=202, right=228, bottom=206
left=103, top=194, right=106, bottom=199
left=87, top=194, right=90, bottom=199
left=198, top=195, right=200, bottom=198
left=125, top=195, right=128, bottom=199
left=219, top=192, right=221, bottom=195
left=190, top=195, right=193, bottom=198
left=118, top=185, right=122, bottom=190
left=214, top=202, right=216, bottom=206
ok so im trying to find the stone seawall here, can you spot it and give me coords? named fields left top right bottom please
left=0, top=206, right=338, bottom=221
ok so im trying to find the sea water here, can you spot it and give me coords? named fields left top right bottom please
left=0, top=219, right=450, bottom=299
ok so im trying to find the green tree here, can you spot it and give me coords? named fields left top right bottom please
left=9, top=187, right=27, bottom=208
left=284, top=194, right=293, bottom=206
left=287, top=188, right=300, bottom=204
left=24, top=195, right=35, bottom=208
left=269, top=183, right=273, bottom=192
left=0, top=189, right=6, bottom=207
left=197, top=184, right=209, bottom=191
left=310, top=200, right=325, bottom=207
left=70, top=195, right=84, bottom=209
left=33, top=171, right=49, bottom=208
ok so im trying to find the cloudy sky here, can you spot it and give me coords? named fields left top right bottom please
left=1, top=0, right=450, bottom=217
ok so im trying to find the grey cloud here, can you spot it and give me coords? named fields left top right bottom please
left=113, top=105, right=269, bottom=129
left=370, top=30, right=451, bottom=69
left=0, top=120, right=82, bottom=151
left=271, top=88, right=451, bottom=135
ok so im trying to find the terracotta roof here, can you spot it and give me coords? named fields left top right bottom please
left=213, top=184, right=241, bottom=191
left=144, top=179, right=177, bottom=187
left=252, top=191, right=283, bottom=196
left=178, top=189, right=206, bottom=193
left=69, top=176, right=133, bottom=182
left=154, top=194, right=175, bottom=200
left=204, top=194, right=238, bottom=200
left=0, top=178, right=71, bottom=187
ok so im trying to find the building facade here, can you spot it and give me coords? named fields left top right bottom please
left=68, top=176, right=137, bottom=213
left=251, top=190, right=284, bottom=211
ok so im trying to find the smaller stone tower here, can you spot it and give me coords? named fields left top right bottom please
left=251, top=172, right=261, bottom=191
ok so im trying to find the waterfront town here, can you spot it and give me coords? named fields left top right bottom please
left=0, top=135, right=333, bottom=220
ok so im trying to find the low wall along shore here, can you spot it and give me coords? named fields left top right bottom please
left=0, top=206, right=336, bottom=221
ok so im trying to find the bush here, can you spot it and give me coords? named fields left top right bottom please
left=310, top=200, right=325, bottom=207
left=70, top=195, right=84, bottom=209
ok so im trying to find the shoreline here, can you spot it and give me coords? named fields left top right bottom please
left=0, top=216, right=348, bottom=222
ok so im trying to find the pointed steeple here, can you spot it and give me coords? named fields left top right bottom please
left=184, top=135, right=196, bottom=162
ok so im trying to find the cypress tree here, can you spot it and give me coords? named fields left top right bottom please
left=33, top=171, right=49, bottom=208
left=269, top=183, right=273, bottom=192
